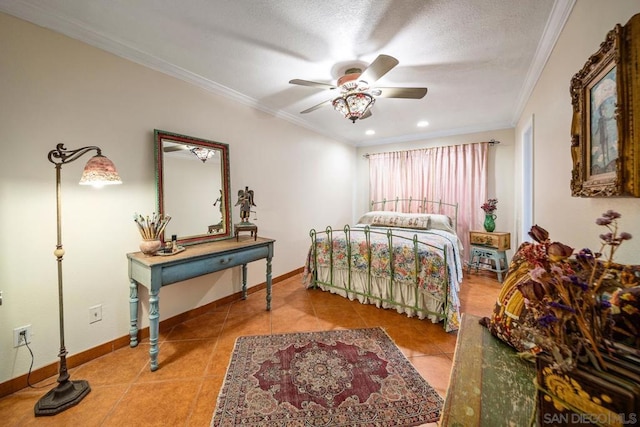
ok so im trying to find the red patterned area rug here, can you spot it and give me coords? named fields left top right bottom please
left=211, top=327, right=443, bottom=426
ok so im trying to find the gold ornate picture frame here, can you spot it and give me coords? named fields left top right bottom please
left=570, top=14, right=640, bottom=197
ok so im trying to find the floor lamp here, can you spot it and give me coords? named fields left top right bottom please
left=35, top=143, right=122, bottom=416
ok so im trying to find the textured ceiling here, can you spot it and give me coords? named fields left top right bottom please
left=0, top=0, right=574, bottom=146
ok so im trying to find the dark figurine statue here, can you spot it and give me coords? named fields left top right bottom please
left=235, top=186, right=256, bottom=223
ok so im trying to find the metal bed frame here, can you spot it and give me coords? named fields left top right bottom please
left=306, top=199, right=459, bottom=330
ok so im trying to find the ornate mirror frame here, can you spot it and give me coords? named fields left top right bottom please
left=154, top=130, right=232, bottom=245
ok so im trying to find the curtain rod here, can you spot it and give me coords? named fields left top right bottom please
left=363, top=139, right=500, bottom=159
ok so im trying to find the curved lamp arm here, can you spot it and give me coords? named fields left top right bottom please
left=47, top=143, right=102, bottom=166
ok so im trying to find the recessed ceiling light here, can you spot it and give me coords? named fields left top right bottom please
left=417, top=121, right=429, bottom=127
left=365, top=130, right=375, bottom=135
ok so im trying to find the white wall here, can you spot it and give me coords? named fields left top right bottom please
left=514, top=1, right=640, bottom=265
left=0, top=13, right=355, bottom=383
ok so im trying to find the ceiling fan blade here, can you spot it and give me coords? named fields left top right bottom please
left=359, top=109, right=373, bottom=120
left=163, top=144, right=189, bottom=152
left=359, top=54, right=399, bottom=85
left=300, top=99, right=333, bottom=114
left=289, top=79, right=337, bottom=90
left=373, top=87, right=428, bottom=99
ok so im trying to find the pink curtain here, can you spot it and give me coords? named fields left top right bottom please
left=368, top=142, right=488, bottom=255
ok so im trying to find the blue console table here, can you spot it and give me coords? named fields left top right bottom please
left=127, top=236, right=275, bottom=371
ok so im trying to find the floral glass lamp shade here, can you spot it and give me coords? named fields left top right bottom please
left=78, top=154, right=122, bottom=186
left=332, top=92, right=375, bottom=123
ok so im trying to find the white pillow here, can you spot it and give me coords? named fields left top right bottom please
left=428, top=214, right=456, bottom=234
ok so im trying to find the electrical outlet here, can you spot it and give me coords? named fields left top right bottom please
left=13, top=325, right=31, bottom=347
left=89, top=304, right=102, bottom=324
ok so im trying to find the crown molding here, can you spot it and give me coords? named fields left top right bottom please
left=356, top=121, right=515, bottom=147
left=0, top=0, right=350, bottom=143
left=511, top=0, right=576, bottom=124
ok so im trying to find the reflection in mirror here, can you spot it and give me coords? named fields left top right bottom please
left=154, top=130, right=231, bottom=245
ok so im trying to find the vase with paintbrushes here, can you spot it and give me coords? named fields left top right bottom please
left=134, top=212, right=171, bottom=255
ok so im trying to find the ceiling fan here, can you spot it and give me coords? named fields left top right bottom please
left=289, top=54, right=428, bottom=123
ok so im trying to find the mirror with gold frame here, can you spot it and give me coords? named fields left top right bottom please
left=154, top=130, right=232, bottom=245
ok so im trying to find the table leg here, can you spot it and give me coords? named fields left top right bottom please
left=266, top=255, right=272, bottom=311
left=468, top=248, right=480, bottom=274
left=496, top=252, right=507, bottom=283
left=149, top=287, right=160, bottom=371
left=129, top=280, right=139, bottom=347
left=241, top=264, right=248, bottom=300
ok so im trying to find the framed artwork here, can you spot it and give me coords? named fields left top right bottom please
left=588, top=65, right=618, bottom=178
left=570, top=14, right=640, bottom=197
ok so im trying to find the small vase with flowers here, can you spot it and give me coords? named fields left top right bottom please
left=481, top=198, right=498, bottom=232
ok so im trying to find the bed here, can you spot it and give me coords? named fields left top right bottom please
left=303, top=199, right=464, bottom=332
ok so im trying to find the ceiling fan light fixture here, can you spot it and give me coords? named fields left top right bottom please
left=190, top=147, right=215, bottom=163
left=291, top=54, right=427, bottom=121
left=337, top=68, right=364, bottom=92
left=332, top=92, right=375, bottom=123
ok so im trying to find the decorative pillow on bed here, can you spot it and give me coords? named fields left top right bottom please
left=356, top=211, right=458, bottom=232
left=370, top=212, right=431, bottom=230
left=356, top=211, right=397, bottom=225
left=356, top=211, right=431, bottom=229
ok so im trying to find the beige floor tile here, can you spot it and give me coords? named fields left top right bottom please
left=135, top=339, right=217, bottom=382
left=102, top=380, right=201, bottom=427
left=72, top=345, right=149, bottom=386
left=409, top=354, right=454, bottom=398
left=187, top=376, right=222, bottom=426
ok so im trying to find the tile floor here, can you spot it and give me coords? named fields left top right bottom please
left=0, top=271, right=502, bottom=426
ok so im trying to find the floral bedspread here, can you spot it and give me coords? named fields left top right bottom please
left=303, top=225, right=463, bottom=330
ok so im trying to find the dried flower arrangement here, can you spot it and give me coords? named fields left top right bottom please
left=481, top=198, right=498, bottom=214
left=514, top=210, right=636, bottom=372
